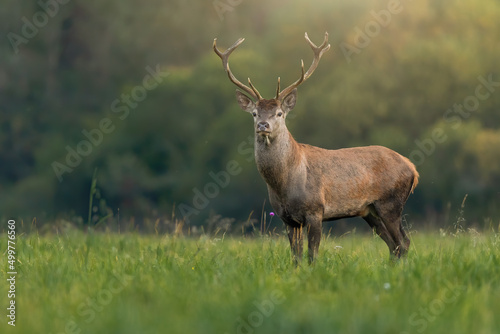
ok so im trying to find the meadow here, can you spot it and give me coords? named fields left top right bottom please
left=1, top=227, right=500, bottom=334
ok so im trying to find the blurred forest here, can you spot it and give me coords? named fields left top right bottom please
left=1, top=0, right=499, bottom=231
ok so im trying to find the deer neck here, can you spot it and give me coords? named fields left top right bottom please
left=254, top=127, right=301, bottom=193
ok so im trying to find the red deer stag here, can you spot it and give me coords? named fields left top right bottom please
left=213, top=32, right=419, bottom=264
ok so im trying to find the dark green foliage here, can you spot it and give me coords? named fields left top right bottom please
left=1, top=0, right=500, bottom=227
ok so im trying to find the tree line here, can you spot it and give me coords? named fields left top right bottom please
left=1, top=0, right=499, bottom=230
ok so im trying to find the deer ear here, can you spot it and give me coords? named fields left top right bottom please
left=236, top=90, right=256, bottom=113
left=281, top=89, right=297, bottom=113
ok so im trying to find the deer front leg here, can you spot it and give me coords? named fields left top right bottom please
left=307, top=219, right=322, bottom=264
left=287, top=225, right=303, bottom=265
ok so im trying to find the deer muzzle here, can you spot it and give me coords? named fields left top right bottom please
left=257, top=121, right=270, bottom=134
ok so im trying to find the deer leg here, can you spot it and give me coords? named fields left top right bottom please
left=385, top=216, right=410, bottom=258
left=373, top=203, right=410, bottom=258
left=362, top=210, right=398, bottom=256
left=307, top=219, right=322, bottom=264
left=401, top=225, right=411, bottom=251
left=287, top=225, right=303, bottom=265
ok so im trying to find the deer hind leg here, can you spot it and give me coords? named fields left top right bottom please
left=388, top=217, right=410, bottom=258
left=287, top=225, right=304, bottom=265
left=401, top=224, right=410, bottom=251
left=371, top=202, right=410, bottom=258
left=362, top=208, right=398, bottom=256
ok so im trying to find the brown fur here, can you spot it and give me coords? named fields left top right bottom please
left=215, top=33, right=417, bottom=264
left=257, top=99, right=280, bottom=109
left=236, top=90, right=419, bottom=264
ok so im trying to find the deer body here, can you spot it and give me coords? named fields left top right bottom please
left=214, top=33, right=418, bottom=263
left=259, top=140, right=416, bottom=222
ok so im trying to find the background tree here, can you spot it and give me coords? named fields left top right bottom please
left=1, top=0, right=499, bottom=230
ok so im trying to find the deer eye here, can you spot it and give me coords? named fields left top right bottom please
left=277, top=112, right=283, bottom=117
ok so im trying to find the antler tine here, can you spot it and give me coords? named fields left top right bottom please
left=213, top=37, right=244, bottom=72
left=213, top=38, right=262, bottom=101
left=277, top=32, right=330, bottom=100
left=248, top=78, right=263, bottom=100
left=275, top=77, right=281, bottom=99
left=305, top=32, right=330, bottom=53
left=303, top=32, right=330, bottom=79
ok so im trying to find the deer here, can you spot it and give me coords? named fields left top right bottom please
left=213, top=32, right=419, bottom=264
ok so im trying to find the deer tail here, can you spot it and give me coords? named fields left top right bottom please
left=410, top=167, right=419, bottom=194
left=404, top=157, right=419, bottom=199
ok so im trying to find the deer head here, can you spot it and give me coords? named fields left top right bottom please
left=213, top=33, right=331, bottom=145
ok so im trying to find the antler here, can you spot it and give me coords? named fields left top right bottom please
left=276, top=32, right=331, bottom=100
left=213, top=38, right=263, bottom=101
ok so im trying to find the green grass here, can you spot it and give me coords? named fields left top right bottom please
left=1, top=229, right=500, bottom=334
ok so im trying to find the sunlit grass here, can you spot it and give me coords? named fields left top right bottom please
left=1, top=229, right=499, bottom=334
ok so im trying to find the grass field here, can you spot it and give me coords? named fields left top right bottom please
left=1, top=228, right=500, bottom=334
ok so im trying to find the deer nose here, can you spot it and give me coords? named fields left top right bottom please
left=257, top=121, right=270, bottom=132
